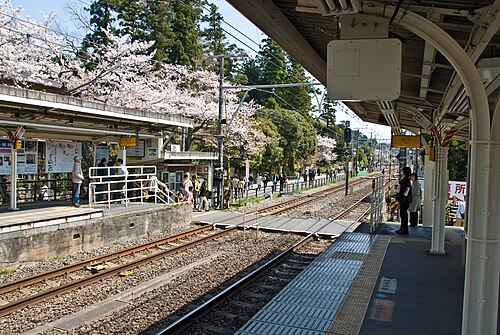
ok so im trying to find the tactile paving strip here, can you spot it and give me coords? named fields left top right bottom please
left=236, top=233, right=376, bottom=335
left=327, top=235, right=390, bottom=335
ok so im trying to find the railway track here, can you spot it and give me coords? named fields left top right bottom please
left=155, top=195, right=374, bottom=335
left=257, top=175, right=374, bottom=216
left=0, top=226, right=234, bottom=318
left=0, top=225, right=216, bottom=297
left=0, top=174, right=381, bottom=323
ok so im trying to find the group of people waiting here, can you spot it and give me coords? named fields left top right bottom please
left=178, top=173, right=210, bottom=211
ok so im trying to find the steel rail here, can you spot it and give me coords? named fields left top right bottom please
left=0, top=225, right=214, bottom=296
left=0, top=226, right=236, bottom=318
left=268, top=178, right=369, bottom=216
left=155, top=186, right=379, bottom=334
left=155, top=233, right=315, bottom=335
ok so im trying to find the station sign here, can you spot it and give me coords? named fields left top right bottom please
left=413, top=112, right=433, bottom=131
left=119, top=137, right=137, bottom=147
left=391, top=135, right=421, bottom=148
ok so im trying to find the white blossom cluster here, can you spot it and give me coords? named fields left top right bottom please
left=316, top=135, right=337, bottom=162
left=0, top=0, right=269, bottom=152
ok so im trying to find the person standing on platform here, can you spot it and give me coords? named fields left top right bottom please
left=116, top=158, right=128, bottom=201
left=409, top=172, right=422, bottom=227
left=71, top=156, right=85, bottom=207
left=191, top=174, right=200, bottom=208
left=279, top=173, right=285, bottom=192
left=396, top=167, right=412, bottom=235
left=456, top=195, right=466, bottom=227
left=198, top=181, right=209, bottom=211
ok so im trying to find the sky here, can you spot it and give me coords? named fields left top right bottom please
left=13, top=0, right=391, bottom=141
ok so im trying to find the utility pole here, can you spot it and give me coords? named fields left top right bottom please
left=355, top=130, right=359, bottom=176
left=217, top=56, right=225, bottom=210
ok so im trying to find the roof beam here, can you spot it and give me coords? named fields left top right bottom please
left=420, top=13, right=442, bottom=99
left=437, top=1, right=500, bottom=122
left=405, top=5, right=470, bottom=17
left=226, top=0, right=327, bottom=84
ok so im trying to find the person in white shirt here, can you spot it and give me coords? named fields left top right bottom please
left=116, top=158, right=128, bottom=200
left=71, top=156, right=85, bottom=207
left=456, top=195, right=466, bottom=227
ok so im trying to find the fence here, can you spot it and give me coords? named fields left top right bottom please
left=88, top=166, right=175, bottom=209
left=369, top=176, right=385, bottom=233
left=230, top=173, right=347, bottom=201
left=0, top=178, right=76, bottom=204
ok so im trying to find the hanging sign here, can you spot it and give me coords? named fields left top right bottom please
left=391, top=135, right=421, bottom=148
left=413, top=112, right=433, bottom=131
left=119, top=137, right=137, bottom=147
left=46, top=141, right=82, bottom=173
left=126, top=140, right=145, bottom=157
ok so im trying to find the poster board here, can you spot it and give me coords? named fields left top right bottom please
left=96, top=146, right=110, bottom=163
left=46, top=141, right=82, bottom=173
left=0, top=139, right=38, bottom=175
left=126, top=140, right=145, bottom=158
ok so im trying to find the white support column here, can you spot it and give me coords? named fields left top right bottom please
left=118, top=147, right=127, bottom=166
left=422, top=152, right=435, bottom=227
left=9, top=147, right=18, bottom=210
left=361, top=3, right=494, bottom=332
left=430, top=146, right=448, bottom=254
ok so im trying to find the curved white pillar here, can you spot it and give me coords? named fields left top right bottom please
left=363, top=3, right=495, bottom=333
left=422, top=152, right=434, bottom=227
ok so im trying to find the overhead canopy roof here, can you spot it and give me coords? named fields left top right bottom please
left=0, top=85, right=193, bottom=142
left=227, top=0, right=500, bottom=141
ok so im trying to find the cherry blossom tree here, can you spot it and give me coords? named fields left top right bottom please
left=0, top=0, right=267, bottom=154
left=316, top=135, right=337, bottom=163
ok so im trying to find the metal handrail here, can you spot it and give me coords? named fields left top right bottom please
left=89, top=166, right=174, bottom=208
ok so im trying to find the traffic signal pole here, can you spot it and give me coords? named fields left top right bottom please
left=344, top=126, right=351, bottom=196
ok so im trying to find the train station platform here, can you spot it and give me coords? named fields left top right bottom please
left=0, top=202, right=193, bottom=263
left=236, top=222, right=484, bottom=335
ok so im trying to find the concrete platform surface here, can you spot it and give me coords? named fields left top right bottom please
left=0, top=206, right=103, bottom=228
left=233, top=222, right=497, bottom=335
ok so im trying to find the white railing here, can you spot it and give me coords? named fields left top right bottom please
left=88, top=165, right=175, bottom=208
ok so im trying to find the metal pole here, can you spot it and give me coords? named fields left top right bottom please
left=218, top=56, right=225, bottom=210
left=355, top=131, right=359, bottom=176
left=345, top=144, right=350, bottom=196
left=10, top=147, right=18, bottom=210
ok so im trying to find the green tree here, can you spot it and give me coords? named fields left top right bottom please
left=448, top=139, right=468, bottom=181
left=80, top=0, right=118, bottom=68
left=263, top=109, right=317, bottom=172
left=168, top=0, right=203, bottom=67
left=255, top=38, right=289, bottom=106
left=282, top=57, right=311, bottom=114
left=201, top=3, right=242, bottom=80
left=82, top=0, right=203, bottom=67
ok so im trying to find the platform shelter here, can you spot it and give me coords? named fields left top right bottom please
left=0, top=84, right=215, bottom=210
left=227, top=1, right=500, bottom=333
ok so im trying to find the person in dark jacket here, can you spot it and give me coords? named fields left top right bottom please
left=396, top=166, right=412, bottom=235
